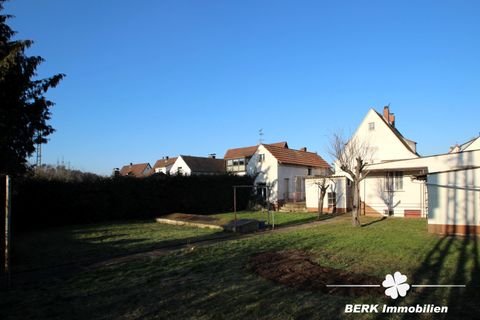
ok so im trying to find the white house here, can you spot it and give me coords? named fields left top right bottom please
left=170, top=155, right=225, bottom=175
left=224, top=142, right=288, bottom=176
left=306, top=106, right=425, bottom=217
left=366, top=149, right=480, bottom=235
left=225, top=142, right=331, bottom=209
left=152, top=157, right=177, bottom=174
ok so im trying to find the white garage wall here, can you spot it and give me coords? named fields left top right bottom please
left=428, top=168, right=480, bottom=227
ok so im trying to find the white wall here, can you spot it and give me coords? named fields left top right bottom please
left=334, top=109, right=418, bottom=175
left=360, top=172, right=426, bottom=217
left=170, top=156, right=192, bottom=176
left=465, top=138, right=480, bottom=151
left=247, top=145, right=279, bottom=203
left=155, top=164, right=173, bottom=174
left=427, top=168, right=480, bottom=227
left=306, top=177, right=349, bottom=211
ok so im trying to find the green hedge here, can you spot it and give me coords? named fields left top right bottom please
left=10, top=174, right=254, bottom=231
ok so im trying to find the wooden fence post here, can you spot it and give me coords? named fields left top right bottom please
left=4, top=175, right=11, bottom=287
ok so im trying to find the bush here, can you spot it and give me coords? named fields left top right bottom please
left=10, top=174, right=254, bottom=231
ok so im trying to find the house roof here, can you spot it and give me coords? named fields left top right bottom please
left=119, top=163, right=152, bottom=177
left=180, top=155, right=226, bottom=173
left=450, top=136, right=480, bottom=153
left=224, top=141, right=288, bottom=159
left=153, top=157, right=177, bottom=170
left=374, top=110, right=419, bottom=156
left=262, top=144, right=330, bottom=168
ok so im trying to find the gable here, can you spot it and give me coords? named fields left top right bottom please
left=350, top=108, right=419, bottom=163
left=153, top=157, right=177, bottom=170
left=464, top=137, right=480, bottom=152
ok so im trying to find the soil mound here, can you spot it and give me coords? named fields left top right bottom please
left=249, top=250, right=383, bottom=296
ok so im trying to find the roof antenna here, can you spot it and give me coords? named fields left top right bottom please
left=258, top=128, right=264, bottom=144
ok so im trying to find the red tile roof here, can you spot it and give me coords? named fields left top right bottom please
left=224, top=142, right=288, bottom=159
left=119, top=163, right=152, bottom=177
left=153, top=157, right=177, bottom=170
left=262, top=145, right=330, bottom=168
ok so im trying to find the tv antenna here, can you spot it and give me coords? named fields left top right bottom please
left=259, top=128, right=264, bottom=144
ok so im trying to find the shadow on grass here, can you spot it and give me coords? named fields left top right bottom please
left=317, top=212, right=346, bottom=221
left=372, top=231, right=480, bottom=320
left=361, top=217, right=387, bottom=227
left=6, top=227, right=233, bottom=287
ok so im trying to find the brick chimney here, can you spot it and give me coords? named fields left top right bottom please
left=300, top=147, right=307, bottom=152
left=383, top=106, right=395, bottom=127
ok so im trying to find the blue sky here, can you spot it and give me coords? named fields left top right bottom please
left=5, top=0, right=480, bottom=175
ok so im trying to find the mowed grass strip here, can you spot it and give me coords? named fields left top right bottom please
left=12, top=211, right=318, bottom=272
left=12, top=220, right=222, bottom=271
left=2, top=217, right=479, bottom=320
left=210, top=211, right=318, bottom=226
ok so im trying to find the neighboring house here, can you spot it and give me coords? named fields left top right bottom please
left=118, top=162, right=152, bottom=177
left=226, top=142, right=330, bottom=209
left=306, top=106, right=424, bottom=217
left=152, top=157, right=177, bottom=174
left=170, top=155, right=225, bottom=175
left=449, top=136, right=480, bottom=153
left=366, top=149, right=480, bottom=235
left=307, top=106, right=480, bottom=235
left=224, top=142, right=288, bottom=175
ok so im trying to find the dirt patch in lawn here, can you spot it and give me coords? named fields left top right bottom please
left=249, top=250, right=383, bottom=296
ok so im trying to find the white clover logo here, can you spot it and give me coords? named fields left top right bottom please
left=382, top=271, right=410, bottom=299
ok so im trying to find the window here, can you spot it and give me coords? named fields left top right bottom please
left=328, top=192, right=336, bottom=208
left=385, top=171, right=403, bottom=191
left=369, top=122, right=375, bottom=131
left=177, top=167, right=183, bottom=175
left=307, top=168, right=312, bottom=176
left=227, top=158, right=246, bottom=172
left=258, top=154, right=265, bottom=163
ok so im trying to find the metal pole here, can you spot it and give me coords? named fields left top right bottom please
left=266, top=186, right=271, bottom=227
left=268, top=186, right=274, bottom=230
left=5, top=175, right=11, bottom=287
left=233, top=186, right=237, bottom=233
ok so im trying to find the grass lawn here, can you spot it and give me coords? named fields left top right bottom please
left=11, top=211, right=318, bottom=273
left=11, top=220, right=223, bottom=272
left=210, top=210, right=318, bottom=227
left=2, top=217, right=479, bottom=320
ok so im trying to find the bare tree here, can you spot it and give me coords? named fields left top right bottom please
left=330, top=133, right=371, bottom=226
left=315, top=176, right=329, bottom=218
left=314, top=170, right=335, bottom=219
